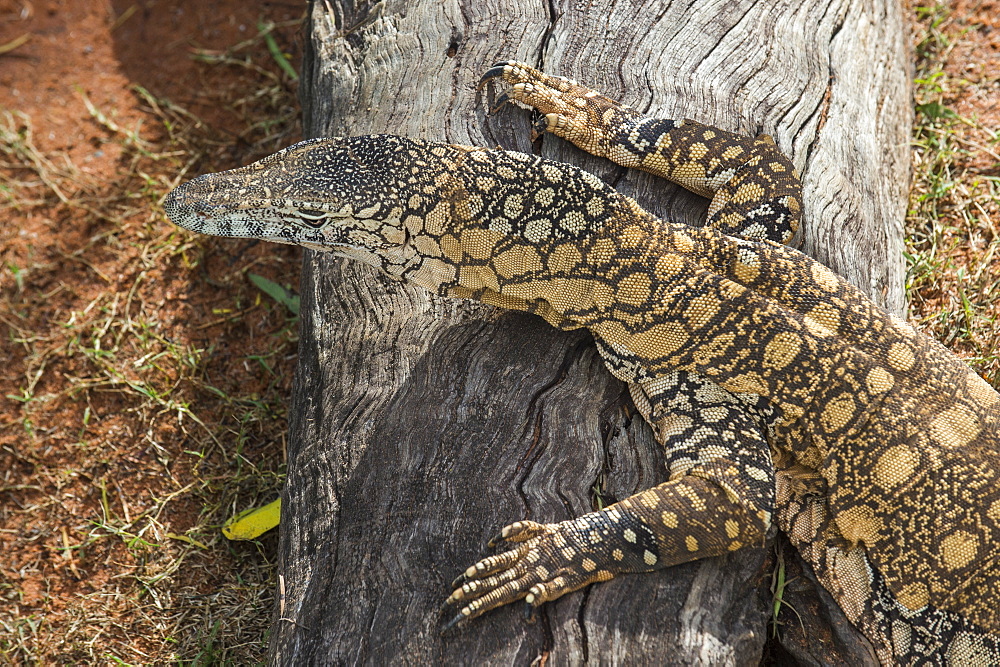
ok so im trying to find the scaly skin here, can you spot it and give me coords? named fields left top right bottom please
left=165, top=61, right=1000, bottom=664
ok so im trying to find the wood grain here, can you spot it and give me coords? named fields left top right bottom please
left=270, top=0, right=909, bottom=661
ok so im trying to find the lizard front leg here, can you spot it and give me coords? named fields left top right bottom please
left=480, top=60, right=802, bottom=244
left=444, top=366, right=776, bottom=628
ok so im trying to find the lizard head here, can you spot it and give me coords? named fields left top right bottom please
left=164, top=135, right=456, bottom=274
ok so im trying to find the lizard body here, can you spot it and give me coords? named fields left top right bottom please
left=165, top=62, right=1000, bottom=664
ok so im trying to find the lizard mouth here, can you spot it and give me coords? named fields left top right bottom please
left=165, top=185, right=379, bottom=262
left=164, top=169, right=348, bottom=237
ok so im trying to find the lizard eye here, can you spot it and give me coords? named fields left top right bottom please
left=297, top=209, right=329, bottom=228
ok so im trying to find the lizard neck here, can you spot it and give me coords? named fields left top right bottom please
left=399, top=183, right=676, bottom=331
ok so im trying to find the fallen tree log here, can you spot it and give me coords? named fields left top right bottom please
left=269, top=0, right=911, bottom=662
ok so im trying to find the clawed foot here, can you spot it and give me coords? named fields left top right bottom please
left=479, top=61, right=576, bottom=100
left=441, top=517, right=620, bottom=632
left=477, top=60, right=640, bottom=152
left=478, top=61, right=580, bottom=140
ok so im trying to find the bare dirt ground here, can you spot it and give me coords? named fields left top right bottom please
left=0, top=0, right=997, bottom=663
left=1, top=0, right=302, bottom=662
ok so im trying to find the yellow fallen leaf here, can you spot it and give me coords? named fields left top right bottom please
left=222, top=498, right=281, bottom=540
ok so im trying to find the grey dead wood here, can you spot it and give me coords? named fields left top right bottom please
left=268, top=0, right=910, bottom=663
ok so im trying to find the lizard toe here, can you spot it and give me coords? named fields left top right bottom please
left=443, top=519, right=622, bottom=628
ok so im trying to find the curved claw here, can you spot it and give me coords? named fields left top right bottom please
left=486, top=527, right=507, bottom=548
left=477, top=63, right=513, bottom=90
left=442, top=610, right=468, bottom=633
left=490, top=520, right=548, bottom=546
left=440, top=587, right=542, bottom=634
left=488, top=91, right=513, bottom=115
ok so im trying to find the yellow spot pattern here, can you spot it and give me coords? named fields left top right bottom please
left=167, top=60, right=1000, bottom=663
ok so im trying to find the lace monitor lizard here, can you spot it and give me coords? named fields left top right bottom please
left=164, top=61, right=1000, bottom=664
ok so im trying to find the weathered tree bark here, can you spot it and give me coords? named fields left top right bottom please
left=270, top=0, right=911, bottom=663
